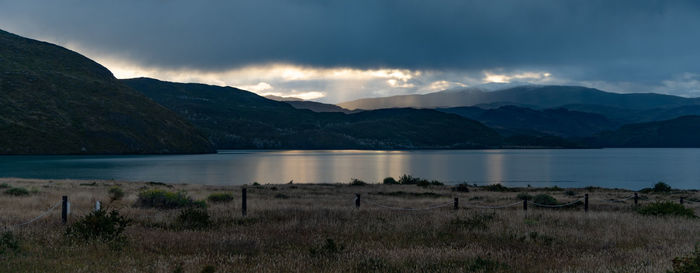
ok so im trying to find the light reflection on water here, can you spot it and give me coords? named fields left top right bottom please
left=0, top=149, right=698, bottom=190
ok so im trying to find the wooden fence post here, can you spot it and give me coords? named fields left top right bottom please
left=62, top=196, right=68, bottom=224
left=454, top=197, right=459, bottom=210
left=680, top=197, right=684, bottom=205
left=634, top=193, right=638, bottom=206
left=242, top=187, right=247, bottom=217
left=584, top=194, right=589, bottom=212
left=523, top=199, right=527, bottom=211
left=355, top=194, right=360, bottom=209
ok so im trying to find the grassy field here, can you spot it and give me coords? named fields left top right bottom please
left=0, top=178, right=698, bottom=272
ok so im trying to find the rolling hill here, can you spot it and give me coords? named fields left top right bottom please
left=0, top=29, right=214, bottom=154
left=123, top=78, right=505, bottom=149
left=595, top=116, right=700, bottom=147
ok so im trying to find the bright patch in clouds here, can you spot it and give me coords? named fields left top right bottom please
left=483, top=71, right=552, bottom=83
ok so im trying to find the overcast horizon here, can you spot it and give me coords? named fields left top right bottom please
left=2, top=0, right=700, bottom=103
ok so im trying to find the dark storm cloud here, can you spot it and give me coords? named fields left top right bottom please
left=2, top=0, right=700, bottom=86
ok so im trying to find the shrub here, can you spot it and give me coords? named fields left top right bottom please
left=350, top=178, right=367, bottom=186
left=176, top=208, right=211, bottom=230
left=0, top=231, right=19, bottom=255
left=564, top=190, right=576, bottom=196
left=398, top=174, right=423, bottom=185
left=108, top=186, right=125, bottom=201
left=201, top=265, right=217, bottom=273
left=670, top=245, right=700, bottom=273
left=207, top=193, right=234, bottom=203
left=136, top=189, right=205, bottom=209
left=274, top=193, right=290, bottom=199
left=382, top=177, right=398, bottom=185
left=653, top=181, right=672, bottom=193
left=452, top=183, right=470, bottom=192
left=309, top=238, right=344, bottom=257
left=252, top=182, right=260, bottom=186
left=482, top=184, right=510, bottom=192
left=65, top=209, right=131, bottom=243
left=533, top=194, right=558, bottom=205
left=517, top=193, right=533, bottom=200
left=4, top=187, right=29, bottom=196
left=0, top=183, right=9, bottom=189
left=637, top=201, right=696, bottom=218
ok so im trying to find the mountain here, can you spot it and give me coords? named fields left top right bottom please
left=123, top=78, right=505, bottom=149
left=264, top=95, right=353, bottom=113
left=595, top=116, right=700, bottom=147
left=0, top=29, right=214, bottom=154
left=338, top=85, right=700, bottom=110
left=439, top=105, right=619, bottom=137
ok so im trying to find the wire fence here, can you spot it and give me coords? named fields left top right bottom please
left=3, top=200, right=62, bottom=230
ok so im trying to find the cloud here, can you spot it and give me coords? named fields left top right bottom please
left=2, top=0, right=700, bottom=98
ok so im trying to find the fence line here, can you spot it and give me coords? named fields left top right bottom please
left=462, top=201, right=522, bottom=209
left=4, top=200, right=62, bottom=229
left=530, top=199, right=583, bottom=208
left=362, top=198, right=454, bottom=211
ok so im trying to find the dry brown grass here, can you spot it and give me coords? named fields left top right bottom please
left=0, top=178, right=698, bottom=272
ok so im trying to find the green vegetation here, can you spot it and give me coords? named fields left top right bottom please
left=0, top=183, right=9, bottom=189
left=349, top=178, right=367, bottom=186
left=0, top=231, right=19, bottom=255
left=176, top=208, right=211, bottom=230
left=382, top=177, right=398, bottom=185
left=108, top=186, right=125, bottom=201
left=481, top=184, right=511, bottom=192
left=670, top=245, right=700, bottom=273
left=66, top=209, right=131, bottom=243
left=136, top=189, right=205, bottom=209
left=517, top=193, right=533, bottom=200
left=637, top=202, right=696, bottom=218
left=4, top=187, right=29, bottom=196
left=640, top=182, right=674, bottom=193
left=451, top=183, right=470, bottom=192
left=533, top=194, right=558, bottom=205
left=207, top=192, right=234, bottom=203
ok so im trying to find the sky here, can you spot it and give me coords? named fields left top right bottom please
left=2, top=0, right=700, bottom=103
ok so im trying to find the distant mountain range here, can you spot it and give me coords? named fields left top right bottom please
left=0, top=29, right=213, bottom=154
left=338, top=85, right=700, bottom=110
left=4, top=28, right=700, bottom=153
left=124, top=78, right=504, bottom=149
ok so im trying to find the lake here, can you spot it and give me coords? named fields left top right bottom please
left=1, top=149, right=699, bottom=190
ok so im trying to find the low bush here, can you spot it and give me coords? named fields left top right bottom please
left=274, top=193, right=290, bottom=199
left=636, top=201, right=696, bottom=218
left=417, top=180, right=443, bottom=187
left=136, top=189, right=205, bottom=209
left=398, top=174, right=424, bottom=185
left=350, top=178, right=367, bottom=186
left=0, top=231, right=19, bottom=255
left=207, top=193, right=234, bottom=203
left=533, top=194, right=558, bottom=206
left=309, top=238, right=344, bottom=257
left=451, top=183, right=470, bottom=192
left=670, top=245, right=700, bottom=273
left=4, top=187, right=29, bottom=196
left=382, top=177, right=398, bottom=185
left=450, top=213, right=494, bottom=231
left=564, top=190, right=576, bottom=196
left=176, top=208, right=211, bottom=230
left=481, top=184, right=511, bottom=192
left=0, top=183, right=9, bottom=189
left=65, top=209, right=131, bottom=243
left=517, top=193, right=533, bottom=200
left=640, top=181, right=673, bottom=193
left=108, top=186, right=125, bottom=201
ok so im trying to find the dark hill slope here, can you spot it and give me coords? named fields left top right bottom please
left=595, top=116, right=700, bottom=147
left=439, top=105, right=619, bottom=137
left=0, top=29, right=213, bottom=154
left=123, top=78, right=503, bottom=149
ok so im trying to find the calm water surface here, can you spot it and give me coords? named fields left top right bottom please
left=1, top=149, right=699, bottom=190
